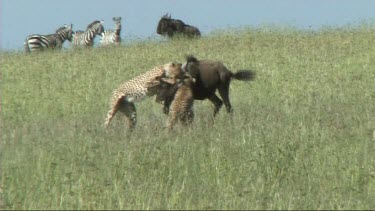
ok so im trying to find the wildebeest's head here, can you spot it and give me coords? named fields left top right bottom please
left=183, top=55, right=200, bottom=78
left=157, top=13, right=172, bottom=36
left=146, top=62, right=182, bottom=97
left=147, top=61, right=193, bottom=102
left=148, top=70, right=195, bottom=104
left=156, top=13, right=189, bottom=38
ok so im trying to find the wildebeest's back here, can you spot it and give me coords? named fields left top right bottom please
left=185, top=60, right=220, bottom=100
left=188, top=60, right=230, bottom=86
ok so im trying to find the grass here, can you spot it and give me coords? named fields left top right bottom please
left=1, top=25, right=375, bottom=209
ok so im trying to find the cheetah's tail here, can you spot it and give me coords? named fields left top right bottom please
left=105, top=91, right=127, bottom=128
left=105, top=107, right=118, bottom=128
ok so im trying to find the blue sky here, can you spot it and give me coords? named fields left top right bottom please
left=1, top=0, right=375, bottom=51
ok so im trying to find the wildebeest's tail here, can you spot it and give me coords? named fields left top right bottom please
left=232, top=70, right=256, bottom=81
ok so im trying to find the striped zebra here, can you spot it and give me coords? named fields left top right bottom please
left=72, top=20, right=104, bottom=47
left=100, top=17, right=122, bottom=46
left=24, top=24, right=73, bottom=52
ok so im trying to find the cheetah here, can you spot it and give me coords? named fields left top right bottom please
left=167, top=77, right=195, bottom=129
left=148, top=72, right=195, bottom=129
left=104, top=62, right=183, bottom=130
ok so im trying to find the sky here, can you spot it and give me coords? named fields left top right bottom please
left=1, top=0, right=375, bottom=51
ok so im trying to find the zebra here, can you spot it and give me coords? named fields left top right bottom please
left=72, top=20, right=104, bottom=47
left=100, top=17, right=122, bottom=46
left=24, top=24, right=73, bottom=52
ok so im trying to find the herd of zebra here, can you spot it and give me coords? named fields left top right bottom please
left=24, top=17, right=120, bottom=52
left=24, top=14, right=201, bottom=53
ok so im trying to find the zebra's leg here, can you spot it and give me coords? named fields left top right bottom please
left=119, top=100, right=137, bottom=131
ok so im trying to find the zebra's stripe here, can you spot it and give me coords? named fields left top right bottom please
left=100, top=17, right=122, bottom=46
left=73, top=20, right=104, bottom=47
left=24, top=24, right=73, bottom=52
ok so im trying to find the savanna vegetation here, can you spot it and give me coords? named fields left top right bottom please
left=1, top=24, right=375, bottom=209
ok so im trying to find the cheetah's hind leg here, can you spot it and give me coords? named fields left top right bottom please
left=118, top=99, right=137, bottom=131
left=181, top=108, right=194, bottom=126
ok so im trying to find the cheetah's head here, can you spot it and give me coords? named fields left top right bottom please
left=163, top=62, right=184, bottom=79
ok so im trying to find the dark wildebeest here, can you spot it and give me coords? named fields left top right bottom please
left=158, top=55, right=256, bottom=117
left=156, top=13, right=201, bottom=38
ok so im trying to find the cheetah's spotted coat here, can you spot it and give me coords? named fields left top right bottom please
left=167, top=77, right=195, bottom=129
left=104, top=62, right=182, bottom=129
left=149, top=73, right=195, bottom=129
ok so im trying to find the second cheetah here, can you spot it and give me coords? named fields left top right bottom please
left=148, top=73, right=195, bottom=129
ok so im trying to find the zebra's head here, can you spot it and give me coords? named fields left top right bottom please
left=86, top=20, right=105, bottom=36
left=113, top=17, right=122, bottom=23
left=112, top=17, right=122, bottom=31
left=66, top=24, right=73, bottom=41
left=56, top=24, right=74, bottom=42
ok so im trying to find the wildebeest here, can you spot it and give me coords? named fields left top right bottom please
left=156, top=13, right=201, bottom=38
left=159, top=55, right=256, bottom=117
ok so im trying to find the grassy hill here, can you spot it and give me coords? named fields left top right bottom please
left=1, top=25, right=375, bottom=209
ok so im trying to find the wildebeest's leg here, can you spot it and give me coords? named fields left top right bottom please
left=163, top=96, right=174, bottom=115
left=208, top=94, right=223, bottom=117
left=218, top=82, right=233, bottom=114
left=119, top=100, right=137, bottom=131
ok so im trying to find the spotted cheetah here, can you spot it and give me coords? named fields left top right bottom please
left=148, top=73, right=195, bottom=129
left=104, top=62, right=183, bottom=130
left=167, top=77, right=195, bottom=129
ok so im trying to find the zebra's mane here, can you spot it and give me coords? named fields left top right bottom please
left=86, top=20, right=103, bottom=30
left=55, top=25, right=70, bottom=33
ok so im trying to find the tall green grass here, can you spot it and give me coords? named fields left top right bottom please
left=1, top=25, right=375, bottom=209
